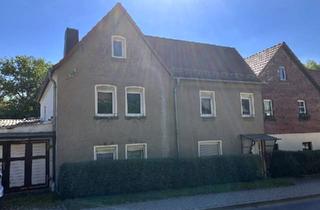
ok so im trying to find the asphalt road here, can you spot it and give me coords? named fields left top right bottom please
left=237, top=197, right=320, bottom=210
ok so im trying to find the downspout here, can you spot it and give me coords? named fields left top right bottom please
left=174, top=78, right=180, bottom=158
left=48, top=70, right=57, bottom=191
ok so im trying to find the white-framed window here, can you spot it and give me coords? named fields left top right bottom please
left=125, top=86, right=145, bottom=117
left=198, top=140, right=223, bottom=157
left=112, top=35, right=126, bottom=58
left=240, top=93, right=255, bottom=117
left=200, top=91, right=216, bottom=117
left=263, top=99, right=273, bottom=117
left=94, top=145, right=118, bottom=160
left=125, top=143, right=147, bottom=159
left=279, top=66, right=287, bottom=81
left=95, top=85, right=117, bottom=117
left=297, top=100, right=307, bottom=114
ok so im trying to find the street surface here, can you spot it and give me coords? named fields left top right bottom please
left=237, top=197, right=320, bottom=210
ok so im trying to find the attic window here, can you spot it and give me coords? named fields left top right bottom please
left=279, top=66, right=287, bottom=81
left=112, top=35, right=126, bottom=58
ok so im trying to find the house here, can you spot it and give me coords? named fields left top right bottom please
left=245, top=43, right=320, bottom=151
left=0, top=3, right=270, bottom=193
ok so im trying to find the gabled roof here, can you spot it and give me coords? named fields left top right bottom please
left=0, top=119, right=40, bottom=129
left=37, top=3, right=171, bottom=102
left=145, top=35, right=259, bottom=82
left=38, top=3, right=261, bottom=102
left=245, top=42, right=320, bottom=92
left=245, top=43, right=283, bottom=75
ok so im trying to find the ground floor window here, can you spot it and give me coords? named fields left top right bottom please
left=302, top=142, right=312, bottom=151
left=94, top=145, right=118, bottom=160
left=198, top=140, right=222, bottom=157
left=125, top=143, right=147, bottom=159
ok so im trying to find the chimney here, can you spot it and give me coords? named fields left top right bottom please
left=64, top=28, right=79, bottom=56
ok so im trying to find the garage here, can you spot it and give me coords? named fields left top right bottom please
left=0, top=140, right=50, bottom=192
left=0, top=119, right=54, bottom=193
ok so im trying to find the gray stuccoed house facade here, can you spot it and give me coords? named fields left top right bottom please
left=0, top=3, right=273, bottom=193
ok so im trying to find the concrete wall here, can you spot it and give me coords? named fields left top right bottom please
left=272, top=132, right=320, bottom=151
left=40, top=82, right=54, bottom=122
left=176, top=79, right=264, bottom=157
left=54, top=6, right=176, bottom=168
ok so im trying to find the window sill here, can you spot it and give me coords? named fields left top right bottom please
left=125, top=115, right=146, bottom=120
left=242, top=115, right=255, bottom=119
left=298, top=114, right=310, bottom=121
left=200, top=115, right=216, bottom=120
left=94, top=115, right=119, bottom=120
left=111, top=56, right=127, bottom=61
left=278, top=81, right=289, bottom=84
left=264, top=116, right=276, bottom=121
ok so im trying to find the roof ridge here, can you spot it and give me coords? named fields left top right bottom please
left=145, top=35, right=234, bottom=50
left=245, top=42, right=284, bottom=60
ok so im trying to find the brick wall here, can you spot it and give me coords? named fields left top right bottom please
left=260, top=47, right=320, bottom=134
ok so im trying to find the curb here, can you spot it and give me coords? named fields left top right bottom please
left=208, top=193, right=320, bottom=209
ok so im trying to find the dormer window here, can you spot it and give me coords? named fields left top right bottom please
left=112, top=35, right=126, bottom=58
left=279, top=66, right=286, bottom=81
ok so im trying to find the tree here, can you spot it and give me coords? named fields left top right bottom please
left=0, top=56, right=51, bottom=119
left=305, top=60, right=320, bottom=70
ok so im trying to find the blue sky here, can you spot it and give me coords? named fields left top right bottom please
left=0, top=0, right=319, bottom=64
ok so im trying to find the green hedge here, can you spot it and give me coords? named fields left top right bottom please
left=58, top=155, right=263, bottom=198
left=270, top=150, right=320, bottom=178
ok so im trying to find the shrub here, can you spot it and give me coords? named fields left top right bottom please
left=270, top=150, right=320, bottom=178
left=58, top=155, right=263, bottom=198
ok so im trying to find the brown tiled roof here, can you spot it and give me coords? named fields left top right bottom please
left=0, top=119, right=40, bottom=129
left=145, top=35, right=259, bottom=82
left=245, top=43, right=284, bottom=75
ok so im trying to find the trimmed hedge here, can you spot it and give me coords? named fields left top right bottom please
left=270, top=150, right=320, bottom=178
left=58, top=155, right=263, bottom=198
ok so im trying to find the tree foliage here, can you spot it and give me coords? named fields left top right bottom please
left=305, top=60, right=320, bottom=70
left=0, top=56, right=51, bottom=119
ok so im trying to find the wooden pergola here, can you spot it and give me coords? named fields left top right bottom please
left=240, top=134, right=280, bottom=176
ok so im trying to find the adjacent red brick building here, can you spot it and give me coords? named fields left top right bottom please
left=246, top=43, right=320, bottom=151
